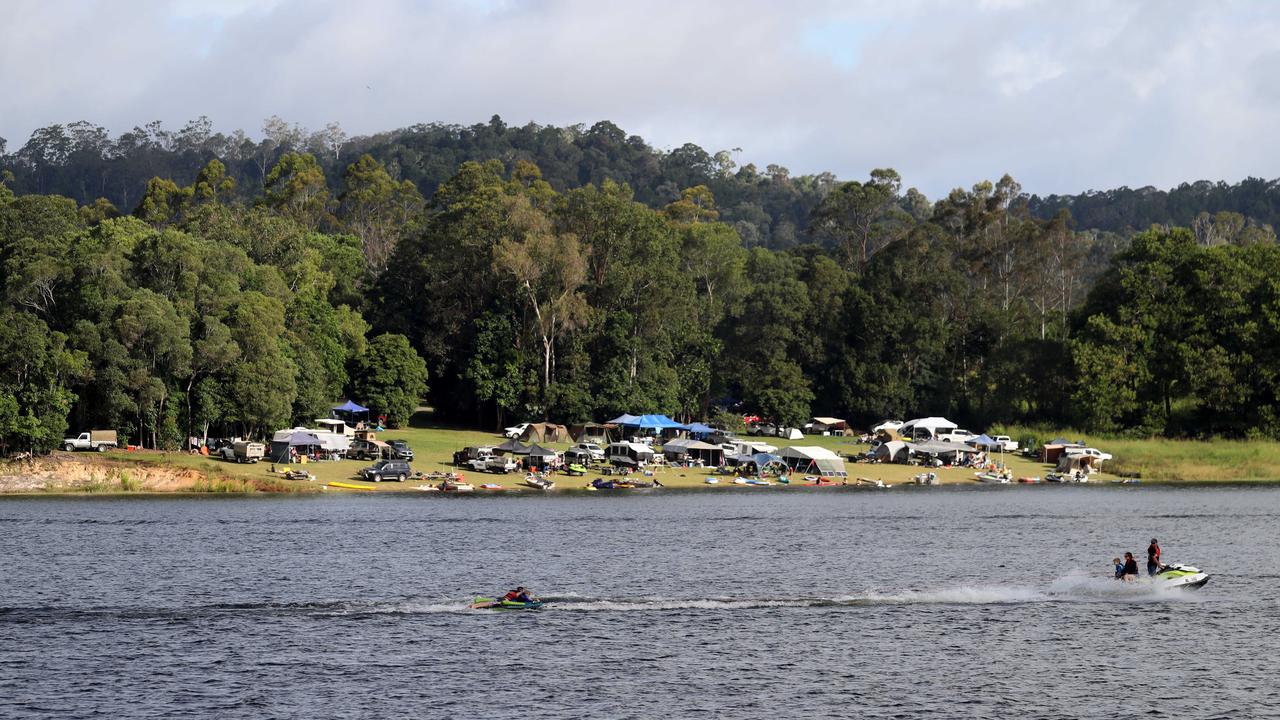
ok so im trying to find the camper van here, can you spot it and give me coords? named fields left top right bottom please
left=607, top=441, right=654, bottom=468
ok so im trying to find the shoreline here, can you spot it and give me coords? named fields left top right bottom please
left=3, top=450, right=1279, bottom=497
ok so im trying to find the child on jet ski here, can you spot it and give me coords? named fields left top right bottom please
left=503, top=586, right=535, bottom=603
left=1113, top=557, right=1125, bottom=579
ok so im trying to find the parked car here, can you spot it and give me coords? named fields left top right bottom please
left=219, top=441, right=265, bottom=464
left=349, top=439, right=391, bottom=461
left=749, top=423, right=777, bottom=437
left=871, top=420, right=904, bottom=434
left=564, top=448, right=592, bottom=465
left=63, top=430, right=118, bottom=452
left=574, top=442, right=605, bottom=461
left=504, top=423, right=530, bottom=439
left=1065, top=447, right=1112, bottom=461
left=360, top=459, right=411, bottom=482
left=476, top=455, right=518, bottom=474
left=388, top=439, right=414, bottom=461
left=992, top=435, right=1020, bottom=452
left=455, top=446, right=496, bottom=467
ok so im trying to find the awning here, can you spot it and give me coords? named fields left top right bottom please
left=525, top=443, right=558, bottom=459
left=286, top=431, right=322, bottom=446
left=968, top=434, right=1001, bottom=450
left=496, top=438, right=530, bottom=454
left=333, top=400, right=369, bottom=413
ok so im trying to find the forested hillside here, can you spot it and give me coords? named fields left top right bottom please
left=1, top=117, right=1279, bottom=453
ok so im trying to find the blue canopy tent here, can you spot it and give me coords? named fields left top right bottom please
left=968, top=434, right=1002, bottom=450
left=332, top=400, right=371, bottom=427
left=685, top=422, right=716, bottom=438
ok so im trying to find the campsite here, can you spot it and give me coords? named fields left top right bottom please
left=76, top=405, right=1134, bottom=494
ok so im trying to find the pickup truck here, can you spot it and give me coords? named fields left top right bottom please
left=388, top=439, right=414, bottom=461
left=63, top=430, right=118, bottom=452
left=454, top=446, right=496, bottom=467
left=992, top=435, right=1020, bottom=452
left=472, top=455, right=518, bottom=474
left=574, top=442, right=605, bottom=461
left=937, top=429, right=977, bottom=443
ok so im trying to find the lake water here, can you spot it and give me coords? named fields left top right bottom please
left=1, top=486, right=1276, bottom=719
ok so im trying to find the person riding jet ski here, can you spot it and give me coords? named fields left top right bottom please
left=503, top=586, right=535, bottom=603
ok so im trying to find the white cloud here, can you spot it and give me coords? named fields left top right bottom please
left=1, top=0, right=1278, bottom=196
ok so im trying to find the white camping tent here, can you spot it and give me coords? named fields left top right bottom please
left=779, top=446, right=848, bottom=477
left=661, top=438, right=723, bottom=465
left=872, top=440, right=911, bottom=463
left=899, top=417, right=958, bottom=441
left=607, top=441, right=655, bottom=467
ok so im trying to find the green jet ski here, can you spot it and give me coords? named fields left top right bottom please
left=1151, top=563, right=1210, bottom=590
left=469, top=596, right=545, bottom=610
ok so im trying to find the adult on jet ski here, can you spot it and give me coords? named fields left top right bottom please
left=1147, top=538, right=1162, bottom=576
left=1120, top=552, right=1139, bottom=581
left=503, top=586, right=535, bottom=603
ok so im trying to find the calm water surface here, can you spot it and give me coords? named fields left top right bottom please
left=1, top=486, right=1276, bottom=719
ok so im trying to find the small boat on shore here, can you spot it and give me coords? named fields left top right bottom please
left=975, top=471, right=1011, bottom=484
left=438, top=479, right=475, bottom=493
left=523, top=474, right=555, bottom=490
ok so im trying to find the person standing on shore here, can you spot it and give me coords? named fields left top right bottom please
left=1147, top=538, right=1162, bottom=576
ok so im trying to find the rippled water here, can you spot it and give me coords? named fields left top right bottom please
left=2, top=486, right=1276, bottom=718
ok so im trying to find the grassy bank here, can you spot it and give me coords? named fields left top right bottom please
left=990, top=424, right=1280, bottom=482
left=84, top=417, right=1084, bottom=492
left=17, top=416, right=1280, bottom=495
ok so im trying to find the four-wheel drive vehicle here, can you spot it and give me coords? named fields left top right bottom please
left=503, top=422, right=530, bottom=439
left=360, top=459, right=411, bottom=482
left=388, top=439, right=414, bottom=461
left=573, top=442, right=605, bottom=461
left=219, top=441, right=265, bottom=464
left=477, top=455, right=518, bottom=474
left=992, top=435, right=1020, bottom=452
left=454, top=446, right=496, bottom=467
left=63, top=430, right=119, bottom=452
left=349, top=439, right=392, bottom=461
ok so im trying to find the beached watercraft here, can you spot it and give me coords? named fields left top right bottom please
left=523, top=475, right=555, bottom=490
left=564, top=463, right=588, bottom=476
left=974, top=472, right=1011, bottom=484
left=438, top=480, right=475, bottom=493
left=469, top=597, right=545, bottom=610
left=590, top=478, right=634, bottom=490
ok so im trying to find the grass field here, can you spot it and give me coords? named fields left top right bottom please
left=59, top=414, right=1280, bottom=495
left=124, top=414, right=1086, bottom=493
left=991, top=424, right=1280, bottom=482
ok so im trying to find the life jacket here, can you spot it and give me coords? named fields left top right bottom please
left=504, top=590, right=523, bottom=601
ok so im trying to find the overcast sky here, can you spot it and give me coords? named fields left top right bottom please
left=3, top=0, right=1278, bottom=197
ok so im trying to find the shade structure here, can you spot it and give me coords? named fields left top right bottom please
left=525, top=443, right=558, bottom=459
left=613, top=414, right=688, bottom=431
left=968, top=434, right=1001, bottom=450
left=685, top=422, right=716, bottom=435
left=778, top=446, right=848, bottom=477
left=333, top=400, right=369, bottom=414
left=287, top=431, right=323, bottom=446
left=495, top=438, right=530, bottom=454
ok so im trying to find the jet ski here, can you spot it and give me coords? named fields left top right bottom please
left=1151, top=563, right=1210, bottom=590
left=469, top=596, right=545, bottom=610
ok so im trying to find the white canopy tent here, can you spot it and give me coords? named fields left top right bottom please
left=661, top=438, right=724, bottom=465
left=778, top=446, right=848, bottom=477
left=899, top=417, right=958, bottom=441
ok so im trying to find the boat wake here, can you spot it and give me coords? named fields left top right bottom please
left=0, top=575, right=1202, bottom=622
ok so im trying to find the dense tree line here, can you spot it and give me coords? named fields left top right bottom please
left=3, top=118, right=1280, bottom=453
